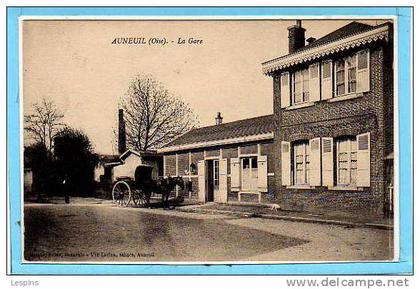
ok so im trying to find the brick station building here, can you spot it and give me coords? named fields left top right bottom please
left=159, top=114, right=277, bottom=203
left=262, top=21, right=394, bottom=216
left=159, top=20, right=394, bottom=217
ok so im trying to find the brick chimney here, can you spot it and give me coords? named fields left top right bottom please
left=287, top=20, right=306, bottom=53
left=118, top=109, right=126, bottom=154
left=215, top=112, right=223, bottom=125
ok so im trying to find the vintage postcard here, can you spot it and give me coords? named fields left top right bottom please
left=7, top=7, right=413, bottom=275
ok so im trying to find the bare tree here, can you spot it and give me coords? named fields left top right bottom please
left=24, top=98, right=64, bottom=152
left=120, top=74, right=198, bottom=151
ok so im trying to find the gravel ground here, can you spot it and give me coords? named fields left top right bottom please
left=227, top=218, right=394, bottom=261
left=24, top=204, right=307, bottom=262
left=23, top=203, right=393, bottom=263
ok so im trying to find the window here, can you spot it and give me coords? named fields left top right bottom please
left=347, top=55, right=357, bottom=93
left=334, top=49, right=370, bottom=97
left=213, top=160, right=219, bottom=189
left=241, top=156, right=258, bottom=191
left=292, top=68, right=310, bottom=105
left=335, top=60, right=346, bottom=96
left=336, top=137, right=357, bottom=186
left=293, top=71, right=302, bottom=104
left=293, top=141, right=310, bottom=185
left=282, top=133, right=370, bottom=188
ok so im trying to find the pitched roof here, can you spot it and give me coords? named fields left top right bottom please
left=163, top=114, right=275, bottom=148
left=98, top=154, right=120, bottom=164
left=262, top=21, right=391, bottom=74
left=294, top=21, right=375, bottom=54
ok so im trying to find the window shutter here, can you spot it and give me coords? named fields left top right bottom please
left=321, top=137, right=334, bottom=186
left=357, top=132, right=371, bottom=187
left=309, top=63, right=320, bottom=102
left=230, top=158, right=240, bottom=191
left=309, top=138, right=321, bottom=186
left=356, top=49, right=370, bottom=93
left=197, top=160, right=206, bottom=202
left=321, top=60, right=333, bottom=100
left=281, top=142, right=291, bottom=186
left=280, top=72, right=290, bottom=108
left=257, top=155, right=268, bottom=192
left=217, top=159, right=228, bottom=203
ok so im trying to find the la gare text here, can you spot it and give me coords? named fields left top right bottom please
left=111, top=37, right=204, bottom=46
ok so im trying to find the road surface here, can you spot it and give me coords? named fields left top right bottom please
left=23, top=203, right=393, bottom=262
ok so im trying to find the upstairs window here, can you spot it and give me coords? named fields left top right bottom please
left=292, top=68, right=310, bottom=105
left=335, top=60, right=346, bottom=96
left=347, top=55, right=357, bottom=93
left=334, top=49, right=370, bottom=97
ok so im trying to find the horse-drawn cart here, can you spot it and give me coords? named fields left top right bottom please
left=111, top=164, right=184, bottom=208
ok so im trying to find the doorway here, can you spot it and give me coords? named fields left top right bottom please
left=206, top=159, right=219, bottom=202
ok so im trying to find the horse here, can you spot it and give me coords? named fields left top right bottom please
left=142, top=176, right=185, bottom=209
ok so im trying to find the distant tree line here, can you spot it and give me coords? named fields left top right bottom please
left=24, top=98, right=98, bottom=199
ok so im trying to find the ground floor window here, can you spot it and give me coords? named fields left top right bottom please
left=293, top=141, right=310, bottom=185
left=241, top=156, right=258, bottom=191
left=336, top=137, right=357, bottom=186
left=281, top=132, right=370, bottom=188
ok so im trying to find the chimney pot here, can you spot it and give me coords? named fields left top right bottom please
left=306, top=37, right=316, bottom=44
left=215, top=112, right=223, bottom=125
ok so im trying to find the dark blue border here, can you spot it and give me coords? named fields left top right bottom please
left=7, top=6, right=413, bottom=275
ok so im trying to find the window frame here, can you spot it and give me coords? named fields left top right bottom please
left=292, top=141, right=310, bottom=186
left=334, top=49, right=370, bottom=97
left=240, top=156, right=258, bottom=191
left=292, top=68, right=310, bottom=105
left=335, top=137, right=358, bottom=187
left=213, top=159, right=219, bottom=190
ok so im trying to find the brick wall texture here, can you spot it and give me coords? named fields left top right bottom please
left=272, top=42, right=393, bottom=217
left=163, top=140, right=276, bottom=202
left=162, top=40, right=393, bottom=219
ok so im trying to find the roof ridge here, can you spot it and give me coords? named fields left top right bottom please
left=304, top=21, right=372, bottom=47
left=192, top=114, right=274, bottom=130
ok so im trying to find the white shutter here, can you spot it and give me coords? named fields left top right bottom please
left=257, top=155, right=268, bottom=192
left=321, top=137, right=334, bottom=186
left=309, top=63, right=320, bottom=102
left=309, top=138, right=321, bottom=186
left=357, top=132, right=371, bottom=187
left=217, top=159, right=228, bottom=203
left=280, top=72, right=290, bottom=108
left=281, top=142, right=291, bottom=186
left=197, top=160, right=206, bottom=202
left=321, top=60, right=333, bottom=100
left=230, top=158, right=240, bottom=191
left=356, top=49, right=370, bottom=93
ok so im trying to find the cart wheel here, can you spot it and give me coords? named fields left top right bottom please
left=112, top=181, right=131, bottom=206
left=132, top=189, right=145, bottom=206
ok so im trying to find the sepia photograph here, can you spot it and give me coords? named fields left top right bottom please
left=21, top=18, right=396, bottom=263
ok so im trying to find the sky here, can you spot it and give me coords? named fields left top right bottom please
left=22, top=19, right=389, bottom=154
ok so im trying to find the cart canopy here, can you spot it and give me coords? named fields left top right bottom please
left=134, top=165, right=154, bottom=187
